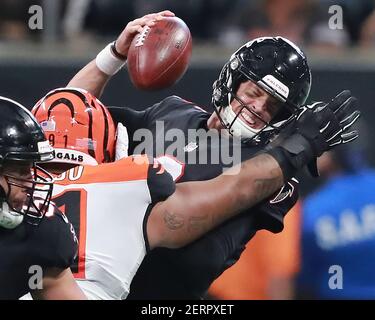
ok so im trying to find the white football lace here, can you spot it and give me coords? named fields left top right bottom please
left=135, top=26, right=151, bottom=47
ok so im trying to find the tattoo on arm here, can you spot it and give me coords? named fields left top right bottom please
left=160, top=152, right=283, bottom=245
left=187, top=214, right=209, bottom=233
left=241, top=153, right=284, bottom=203
left=163, top=211, right=185, bottom=230
left=254, top=176, right=283, bottom=202
left=163, top=211, right=209, bottom=233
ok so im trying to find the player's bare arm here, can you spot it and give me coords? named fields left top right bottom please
left=148, top=153, right=283, bottom=249
left=147, top=90, right=360, bottom=249
left=67, top=60, right=109, bottom=98
left=31, top=268, right=87, bottom=300
left=67, top=10, right=175, bottom=97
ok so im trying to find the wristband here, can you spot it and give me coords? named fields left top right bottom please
left=264, top=133, right=315, bottom=181
left=96, top=42, right=126, bottom=76
left=111, top=41, right=127, bottom=60
left=265, top=147, right=297, bottom=182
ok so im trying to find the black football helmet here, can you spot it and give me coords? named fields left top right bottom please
left=0, top=97, right=54, bottom=228
left=212, top=36, right=312, bottom=145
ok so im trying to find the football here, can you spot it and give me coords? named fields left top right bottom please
left=127, top=16, right=192, bottom=90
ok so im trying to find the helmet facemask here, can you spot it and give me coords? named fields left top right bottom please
left=1, top=161, right=54, bottom=227
left=0, top=96, right=55, bottom=228
left=212, top=36, right=311, bottom=145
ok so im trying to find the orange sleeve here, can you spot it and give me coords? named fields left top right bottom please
left=56, top=155, right=150, bottom=185
left=209, top=201, right=301, bottom=299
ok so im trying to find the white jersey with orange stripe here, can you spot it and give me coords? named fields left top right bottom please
left=51, top=155, right=175, bottom=299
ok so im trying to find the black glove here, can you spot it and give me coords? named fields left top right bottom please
left=266, top=90, right=360, bottom=179
left=295, top=90, right=359, bottom=155
left=296, top=90, right=360, bottom=176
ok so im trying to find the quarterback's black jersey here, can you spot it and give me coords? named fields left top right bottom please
left=0, top=207, right=78, bottom=300
left=108, top=96, right=298, bottom=299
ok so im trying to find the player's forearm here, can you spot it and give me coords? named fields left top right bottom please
left=31, top=268, right=87, bottom=300
left=67, top=60, right=110, bottom=98
left=155, top=153, right=284, bottom=249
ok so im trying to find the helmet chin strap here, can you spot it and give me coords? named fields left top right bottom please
left=220, top=104, right=264, bottom=139
left=0, top=201, right=24, bottom=229
left=0, top=183, right=24, bottom=229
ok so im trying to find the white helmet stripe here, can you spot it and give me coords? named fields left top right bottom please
left=50, top=148, right=98, bottom=166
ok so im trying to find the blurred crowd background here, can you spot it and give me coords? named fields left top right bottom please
left=0, top=0, right=375, bottom=300
left=1, top=0, right=375, bottom=49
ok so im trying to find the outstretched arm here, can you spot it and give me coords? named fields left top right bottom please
left=148, top=153, right=283, bottom=249
left=68, top=11, right=175, bottom=97
left=68, top=60, right=110, bottom=98
left=148, top=90, right=360, bottom=249
left=31, top=268, right=86, bottom=300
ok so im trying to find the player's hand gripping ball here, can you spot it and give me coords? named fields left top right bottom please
left=127, top=17, right=192, bottom=90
